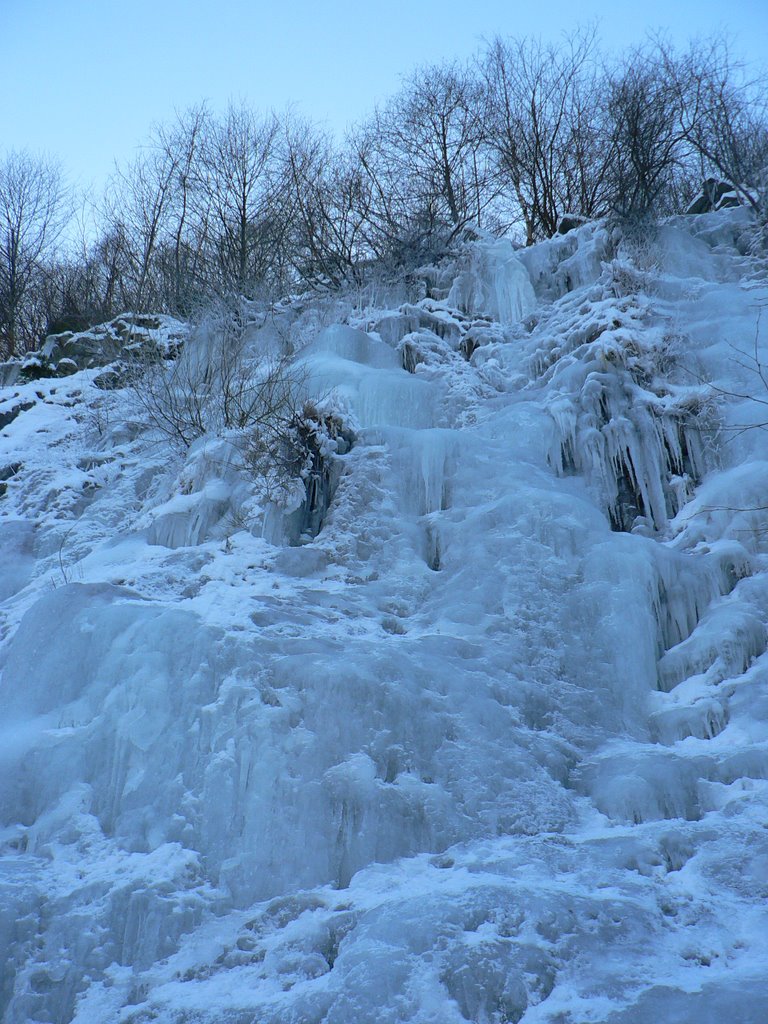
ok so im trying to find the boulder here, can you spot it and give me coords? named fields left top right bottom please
left=557, top=213, right=589, bottom=235
left=685, top=178, right=742, bottom=215
left=21, top=314, right=189, bottom=381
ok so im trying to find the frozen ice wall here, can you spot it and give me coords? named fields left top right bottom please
left=1, top=211, right=768, bottom=1023
left=447, top=236, right=537, bottom=324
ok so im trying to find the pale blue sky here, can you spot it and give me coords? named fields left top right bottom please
left=2, top=0, right=767, bottom=194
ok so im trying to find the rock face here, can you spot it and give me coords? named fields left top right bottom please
left=685, top=178, right=743, bottom=215
left=22, top=314, right=189, bottom=380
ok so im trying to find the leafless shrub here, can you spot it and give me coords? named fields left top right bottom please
left=126, top=303, right=304, bottom=453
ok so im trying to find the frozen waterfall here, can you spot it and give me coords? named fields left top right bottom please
left=1, top=211, right=768, bottom=1023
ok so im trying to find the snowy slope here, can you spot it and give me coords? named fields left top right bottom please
left=1, top=210, right=767, bottom=1023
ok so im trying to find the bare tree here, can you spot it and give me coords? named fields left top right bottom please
left=0, top=150, right=70, bottom=354
left=152, top=104, right=212, bottom=315
left=10, top=31, right=768, bottom=353
left=197, top=103, right=287, bottom=298
left=604, top=43, right=692, bottom=220
left=127, top=299, right=302, bottom=450
left=283, top=118, right=373, bottom=288
left=354, top=61, right=491, bottom=266
left=392, top=62, right=491, bottom=231
left=482, top=31, right=606, bottom=243
left=105, top=136, right=184, bottom=314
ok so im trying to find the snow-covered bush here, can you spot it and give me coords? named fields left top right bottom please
left=243, top=397, right=355, bottom=526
